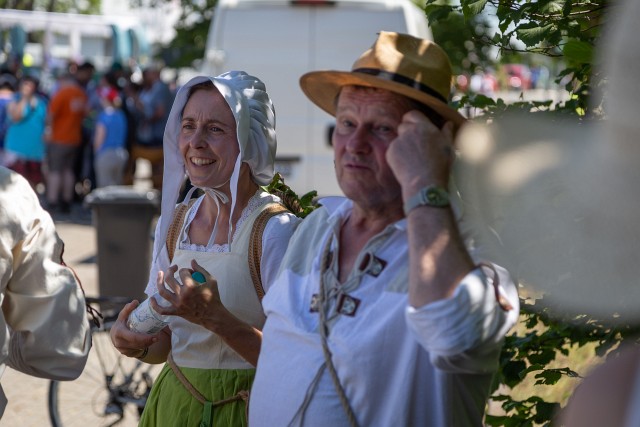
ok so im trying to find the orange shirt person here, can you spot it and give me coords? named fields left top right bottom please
left=45, top=73, right=88, bottom=214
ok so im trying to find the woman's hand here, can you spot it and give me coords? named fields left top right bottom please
left=152, top=259, right=264, bottom=366
left=109, top=301, right=159, bottom=358
left=152, top=259, right=234, bottom=332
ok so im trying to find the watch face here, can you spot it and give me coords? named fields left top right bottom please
left=404, top=185, right=450, bottom=215
left=425, top=186, right=449, bottom=207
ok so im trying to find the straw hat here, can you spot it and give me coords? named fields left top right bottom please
left=454, top=0, right=640, bottom=323
left=299, top=31, right=465, bottom=128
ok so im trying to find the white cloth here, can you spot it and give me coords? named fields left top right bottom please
left=163, top=192, right=300, bottom=369
left=0, top=167, right=91, bottom=418
left=250, top=197, right=519, bottom=427
left=170, top=204, right=261, bottom=369
left=145, top=191, right=299, bottom=297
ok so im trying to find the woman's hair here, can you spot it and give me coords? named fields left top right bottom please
left=20, top=74, right=39, bottom=89
left=182, top=80, right=218, bottom=117
left=188, top=80, right=216, bottom=96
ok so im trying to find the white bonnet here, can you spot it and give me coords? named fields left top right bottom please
left=153, top=71, right=277, bottom=266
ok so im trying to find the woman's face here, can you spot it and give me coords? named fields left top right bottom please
left=178, top=87, right=240, bottom=189
left=20, top=79, right=36, bottom=98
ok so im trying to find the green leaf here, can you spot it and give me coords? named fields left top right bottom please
left=528, top=348, right=556, bottom=365
left=539, top=0, right=564, bottom=14
left=425, top=4, right=455, bottom=21
left=469, top=94, right=496, bottom=108
left=563, top=39, right=594, bottom=66
left=502, top=360, right=528, bottom=388
left=265, top=173, right=319, bottom=218
left=533, top=401, right=558, bottom=423
left=461, top=0, right=488, bottom=19
left=534, top=369, right=562, bottom=385
left=516, top=23, right=557, bottom=47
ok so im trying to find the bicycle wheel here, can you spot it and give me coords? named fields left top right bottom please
left=48, top=299, right=161, bottom=427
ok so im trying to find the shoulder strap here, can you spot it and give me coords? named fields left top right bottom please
left=166, top=199, right=197, bottom=262
left=248, top=203, right=289, bottom=302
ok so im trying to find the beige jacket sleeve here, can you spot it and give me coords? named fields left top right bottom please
left=0, top=167, right=91, bottom=383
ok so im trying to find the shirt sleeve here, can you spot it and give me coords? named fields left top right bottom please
left=260, top=212, right=302, bottom=294
left=0, top=171, right=91, bottom=381
left=405, top=264, right=520, bottom=373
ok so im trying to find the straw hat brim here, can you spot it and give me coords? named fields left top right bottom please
left=300, top=70, right=466, bottom=129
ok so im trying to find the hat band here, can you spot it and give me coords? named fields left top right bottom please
left=353, top=68, right=447, bottom=103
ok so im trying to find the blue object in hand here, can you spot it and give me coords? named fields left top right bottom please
left=192, top=271, right=206, bottom=283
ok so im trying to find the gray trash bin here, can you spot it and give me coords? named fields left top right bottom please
left=85, top=186, right=160, bottom=301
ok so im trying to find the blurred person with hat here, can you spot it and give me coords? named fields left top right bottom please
left=92, top=85, right=128, bottom=187
left=447, top=0, right=640, bottom=425
left=248, top=32, right=519, bottom=426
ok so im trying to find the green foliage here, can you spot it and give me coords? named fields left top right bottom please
left=130, top=0, right=216, bottom=68
left=0, top=0, right=101, bottom=13
left=486, top=296, right=640, bottom=426
left=426, top=0, right=496, bottom=75
left=462, top=0, right=489, bottom=18
left=426, top=0, right=607, bottom=115
left=264, top=173, right=319, bottom=219
left=562, top=40, right=593, bottom=67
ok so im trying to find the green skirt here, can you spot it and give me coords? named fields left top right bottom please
left=139, top=363, right=255, bottom=427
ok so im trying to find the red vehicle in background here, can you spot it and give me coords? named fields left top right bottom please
left=502, top=64, right=532, bottom=91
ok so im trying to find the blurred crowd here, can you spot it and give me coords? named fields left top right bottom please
left=0, top=61, right=176, bottom=214
left=454, top=63, right=554, bottom=97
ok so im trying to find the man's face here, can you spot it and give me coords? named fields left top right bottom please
left=333, top=86, right=413, bottom=210
left=76, top=68, right=94, bottom=86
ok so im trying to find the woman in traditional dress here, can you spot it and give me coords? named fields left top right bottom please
left=110, top=71, right=300, bottom=426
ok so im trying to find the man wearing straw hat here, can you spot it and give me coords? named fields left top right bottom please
left=249, top=32, right=519, bottom=426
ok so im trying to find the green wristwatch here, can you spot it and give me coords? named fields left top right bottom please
left=403, top=185, right=450, bottom=215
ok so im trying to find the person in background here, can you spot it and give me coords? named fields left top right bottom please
left=0, top=73, right=17, bottom=167
left=74, top=61, right=99, bottom=196
left=0, top=165, right=91, bottom=419
left=45, top=72, right=88, bottom=213
left=109, top=72, right=301, bottom=426
left=128, top=65, right=173, bottom=190
left=93, top=86, right=128, bottom=187
left=247, top=31, right=520, bottom=426
left=4, top=75, right=48, bottom=191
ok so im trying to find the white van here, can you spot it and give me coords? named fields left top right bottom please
left=200, top=0, right=432, bottom=197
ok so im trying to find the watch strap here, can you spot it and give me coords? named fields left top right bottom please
left=403, top=185, right=450, bottom=215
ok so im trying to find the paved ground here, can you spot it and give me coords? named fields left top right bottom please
left=1, top=162, right=162, bottom=427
